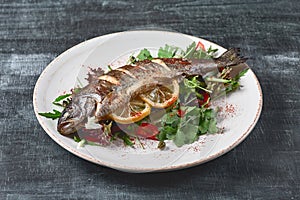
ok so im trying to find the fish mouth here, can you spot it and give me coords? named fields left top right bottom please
left=57, top=119, right=79, bottom=135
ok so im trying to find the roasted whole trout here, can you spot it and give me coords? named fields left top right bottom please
left=58, top=49, right=247, bottom=135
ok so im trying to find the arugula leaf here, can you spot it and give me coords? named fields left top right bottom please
left=51, top=93, right=71, bottom=107
left=206, top=67, right=249, bottom=98
left=38, top=109, right=61, bottom=120
left=225, top=68, right=249, bottom=93
left=53, top=94, right=71, bottom=103
left=225, top=81, right=239, bottom=93
left=112, top=132, right=134, bottom=146
left=119, top=133, right=134, bottom=146
left=234, top=68, right=249, bottom=81
left=137, top=49, right=153, bottom=61
left=184, top=76, right=212, bottom=93
left=207, top=46, right=218, bottom=55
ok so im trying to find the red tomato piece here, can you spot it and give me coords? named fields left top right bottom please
left=198, top=92, right=210, bottom=106
left=196, top=41, right=205, bottom=51
left=177, top=109, right=186, bottom=118
left=136, top=123, right=159, bottom=140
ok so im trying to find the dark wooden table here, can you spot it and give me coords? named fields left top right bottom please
left=1, top=1, right=299, bottom=199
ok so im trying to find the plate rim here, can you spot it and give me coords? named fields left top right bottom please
left=33, top=30, right=263, bottom=173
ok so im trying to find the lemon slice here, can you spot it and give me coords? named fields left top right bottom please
left=140, top=80, right=179, bottom=108
left=109, top=97, right=151, bottom=124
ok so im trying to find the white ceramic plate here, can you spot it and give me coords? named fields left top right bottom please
left=33, top=30, right=263, bottom=173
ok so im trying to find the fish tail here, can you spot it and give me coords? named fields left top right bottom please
left=215, top=48, right=248, bottom=68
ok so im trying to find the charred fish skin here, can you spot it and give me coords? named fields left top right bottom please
left=57, top=48, right=248, bottom=135
left=94, top=61, right=183, bottom=118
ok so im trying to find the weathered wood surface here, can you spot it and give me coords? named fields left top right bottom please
left=1, top=0, right=299, bottom=199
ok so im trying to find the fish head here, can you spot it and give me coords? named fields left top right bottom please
left=57, top=97, right=96, bottom=135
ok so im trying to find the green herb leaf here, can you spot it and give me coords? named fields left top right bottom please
left=162, top=112, right=181, bottom=127
left=198, top=108, right=218, bottom=134
left=53, top=94, right=71, bottom=103
left=208, top=118, right=218, bottom=133
left=158, top=44, right=180, bottom=58
left=183, top=42, right=197, bottom=58
left=224, top=68, right=249, bottom=94
left=137, top=49, right=153, bottom=61
left=234, top=68, right=249, bottom=81
left=158, top=125, right=177, bottom=141
left=112, top=132, right=134, bottom=146
left=207, top=46, right=218, bottom=55
left=121, top=134, right=134, bottom=146
left=73, top=136, right=81, bottom=142
left=173, top=124, right=199, bottom=147
left=184, top=77, right=212, bottom=93
left=38, top=109, right=61, bottom=120
left=52, top=102, right=63, bottom=107
left=72, top=87, right=81, bottom=94
left=204, top=108, right=215, bottom=118
left=198, top=118, right=210, bottom=134
left=183, top=42, right=215, bottom=59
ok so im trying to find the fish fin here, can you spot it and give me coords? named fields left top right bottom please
left=86, top=67, right=105, bottom=83
left=215, top=48, right=248, bottom=68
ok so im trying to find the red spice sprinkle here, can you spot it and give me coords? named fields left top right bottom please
left=225, top=104, right=236, bottom=115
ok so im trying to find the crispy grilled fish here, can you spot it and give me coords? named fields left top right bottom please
left=58, top=49, right=247, bottom=135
